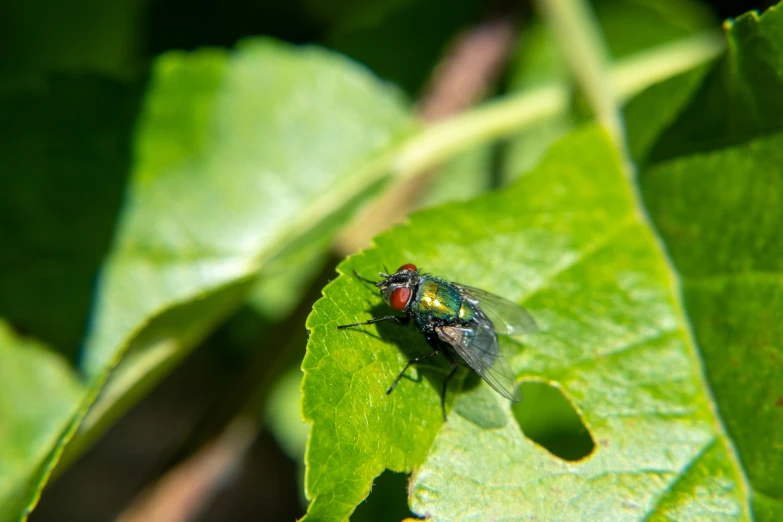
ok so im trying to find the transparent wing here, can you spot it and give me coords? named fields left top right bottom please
left=455, top=284, right=538, bottom=336
left=437, top=320, right=521, bottom=401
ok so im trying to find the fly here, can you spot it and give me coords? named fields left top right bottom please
left=337, top=263, right=537, bottom=420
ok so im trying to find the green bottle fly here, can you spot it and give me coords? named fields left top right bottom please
left=337, top=263, right=537, bottom=420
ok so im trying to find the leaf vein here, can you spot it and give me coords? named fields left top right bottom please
left=640, top=435, right=719, bottom=521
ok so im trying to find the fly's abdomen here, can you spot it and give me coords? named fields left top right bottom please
left=415, top=278, right=462, bottom=322
left=457, top=299, right=478, bottom=322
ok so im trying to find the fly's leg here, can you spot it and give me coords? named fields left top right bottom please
left=441, top=349, right=458, bottom=422
left=386, top=335, right=457, bottom=422
left=386, top=348, right=439, bottom=395
left=387, top=334, right=443, bottom=395
left=337, top=316, right=410, bottom=329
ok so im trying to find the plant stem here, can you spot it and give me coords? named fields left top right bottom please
left=392, top=31, right=724, bottom=177
left=536, top=0, right=628, bottom=165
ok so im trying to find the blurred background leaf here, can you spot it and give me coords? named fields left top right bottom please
left=0, top=323, right=83, bottom=521
left=81, top=38, right=414, bottom=378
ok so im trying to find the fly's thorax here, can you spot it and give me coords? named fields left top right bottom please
left=413, top=277, right=463, bottom=323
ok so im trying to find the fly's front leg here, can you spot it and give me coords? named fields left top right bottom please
left=337, top=316, right=410, bottom=330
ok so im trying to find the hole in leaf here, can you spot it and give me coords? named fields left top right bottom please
left=512, top=381, right=595, bottom=461
left=352, top=470, right=415, bottom=521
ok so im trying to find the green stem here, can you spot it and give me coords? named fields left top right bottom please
left=392, top=31, right=724, bottom=177
left=536, top=0, right=627, bottom=158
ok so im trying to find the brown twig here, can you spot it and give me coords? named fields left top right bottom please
left=417, top=16, right=518, bottom=121
left=115, top=418, right=258, bottom=522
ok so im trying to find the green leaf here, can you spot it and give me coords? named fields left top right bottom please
left=78, top=36, right=414, bottom=403
left=623, top=64, right=710, bottom=164
left=0, top=322, right=83, bottom=521
left=631, top=5, right=783, bottom=519
left=647, top=5, right=783, bottom=161
left=594, top=0, right=716, bottom=58
left=0, top=38, right=415, bottom=519
left=301, top=126, right=749, bottom=520
left=643, top=136, right=783, bottom=520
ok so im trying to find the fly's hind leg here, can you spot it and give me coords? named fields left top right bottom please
left=386, top=349, right=439, bottom=395
left=386, top=333, right=457, bottom=422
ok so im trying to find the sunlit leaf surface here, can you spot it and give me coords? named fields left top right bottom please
left=301, top=127, right=749, bottom=521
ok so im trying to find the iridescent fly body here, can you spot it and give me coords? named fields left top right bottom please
left=337, top=263, right=537, bottom=420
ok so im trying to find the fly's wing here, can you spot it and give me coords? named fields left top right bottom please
left=455, top=284, right=538, bottom=336
left=437, top=320, right=521, bottom=401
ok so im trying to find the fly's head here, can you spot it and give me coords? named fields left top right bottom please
left=360, top=263, right=418, bottom=312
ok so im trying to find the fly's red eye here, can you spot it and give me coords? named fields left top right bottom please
left=390, top=287, right=411, bottom=311
left=397, top=263, right=417, bottom=273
